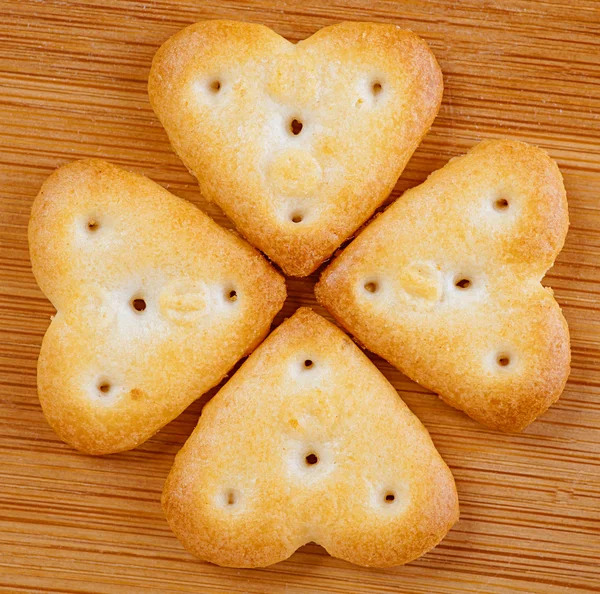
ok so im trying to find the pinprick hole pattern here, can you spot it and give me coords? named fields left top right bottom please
left=131, top=298, right=146, bottom=312
left=209, top=80, right=221, bottom=93
left=98, top=382, right=111, bottom=394
left=364, top=281, right=378, bottom=294
left=455, top=278, right=472, bottom=289
left=290, top=118, right=303, bottom=136
left=494, top=197, right=509, bottom=211
left=305, top=453, right=319, bottom=466
left=227, top=289, right=238, bottom=302
left=372, top=81, right=383, bottom=96
left=291, top=212, right=304, bottom=224
left=87, top=219, right=99, bottom=232
left=497, top=354, right=511, bottom=367
left=303, top=359, right=314, bottom=369
left=384, top=492, right=395, bottom=503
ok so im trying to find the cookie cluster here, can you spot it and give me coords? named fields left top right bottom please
left=29, top=20, right=569, bottom=569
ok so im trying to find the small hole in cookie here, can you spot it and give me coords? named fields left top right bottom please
left=290, top=118, right=303, bottom=136
left=455, top=278, right=472, bottom=290
left=131, top=298, right=146, bottom=312
left=87, top=219, right=99, bottom=232
left=305, top=453, right=318, bottom=466
left=98, top=382, right=111, bottom=394
left=226, top=490, right=236, bottom=505
left=372, top=81, right=383, bottom=96
left=384, top=492, right=395, bottom=503
left=364, top=281, right=378, bottom=293
left=494, top=197, right=509, bottom=211
left=303, top=359, right=314, bottom=370
left=291, top=212, right=304, bottom=224
left=497, top=354, right=511, bottom=367
left=227, top=289, right=238, bottom=302
left=209, top=80, right=221, bottom=93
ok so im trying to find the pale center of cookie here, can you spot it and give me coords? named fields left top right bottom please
left=78, top=276, right=244, bottom=408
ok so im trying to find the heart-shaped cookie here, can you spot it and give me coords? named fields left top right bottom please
left=149, top=20, right=443, bottom=276
left=163, top=308, right=458, bottom=567
left=316, top=139, right=570, bottom=432
left=29, top=159, right=286, bottom=454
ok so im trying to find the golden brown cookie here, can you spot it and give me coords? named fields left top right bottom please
left=163, top=308, right=458, bottom=567
left=316, top=139, right=570, bottom=432
left=29, top=159, right=286, bottom=454
left=149, top=20, right=443, bottom=276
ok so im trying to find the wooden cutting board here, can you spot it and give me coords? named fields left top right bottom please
left=1, top=1, right=599, bottom=592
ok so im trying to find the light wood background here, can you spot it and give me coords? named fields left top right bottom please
left=1, top=1, right=599, bottom=592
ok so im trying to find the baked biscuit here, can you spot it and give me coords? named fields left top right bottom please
left=29, top=159, right=286, bottom=455
left=163, top=308, right=458, bottom=568
left=316, top=139, right=570, bottom=432
left=148, top=20, right=443, bottom=276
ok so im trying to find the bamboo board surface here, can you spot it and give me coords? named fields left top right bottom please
left=1, top=1, right=599, bottom=592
